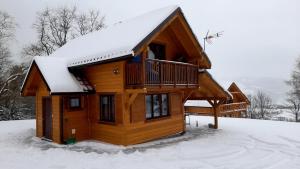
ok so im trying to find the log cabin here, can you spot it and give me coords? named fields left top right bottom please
left=185, top=82, right=250, bottom=118
left=21, top=6, right=241, bottom=145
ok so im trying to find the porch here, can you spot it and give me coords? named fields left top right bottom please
left=125, top=59, right=199, bottom=88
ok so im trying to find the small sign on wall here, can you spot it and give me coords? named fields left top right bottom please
left=71, top=129, right=76, bottom=135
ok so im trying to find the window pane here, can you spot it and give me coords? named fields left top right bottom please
left=161, top=94, right=168, bottom=116
left=146, top=95, right=152, bottom=119
left=70, top=98, right=80, bottom=108
left=100, top=95, right=115, bottom=122
left=153, top=95, right=160, bottom=117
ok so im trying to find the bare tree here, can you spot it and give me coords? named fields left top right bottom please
left=0, top=11, right=15, bottom=73
left=286, top=57, right=300, bottom=122
left=0, top=11, right=16, bottom=97
left=0, top=11, right=15, bottom=41
left=23, top=6, right=105, bottom=57
left=76, top=10, right=105, bottom=36
left=255, top=91, right=273, bottom=119
left=0, top=11, right=33, bottom=120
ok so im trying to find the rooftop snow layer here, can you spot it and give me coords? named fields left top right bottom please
left=22, top=6, right=180, bottom=94
left=50, top=5, right=179, bottom=67
left=34, top=56, right=89, bottom=93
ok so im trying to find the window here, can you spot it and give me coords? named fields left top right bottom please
left=149, top=43, right=166, bottom=60
left=69, top=97, right=81, bottom=109
left=145, top=94, right=169, bottom=119
left=100, top=95, right=115, bottom=122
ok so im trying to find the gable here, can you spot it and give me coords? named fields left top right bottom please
left=21, top=57, right=94, bottom=96
left=21, top=62, right=50, bottom=96
left=228, top=82, right=250, bottom=104
left=133, top=8, right=211, bottom=68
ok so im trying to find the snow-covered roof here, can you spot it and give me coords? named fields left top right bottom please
left=51, top=5, right=180, bottom=67
left=22, top=6, right=183, bottom=94
left=32, top=57, right=91, bottom=93
left=184, top=100, right=212, bottom=107
left=200, top=70, right=233, bottom=99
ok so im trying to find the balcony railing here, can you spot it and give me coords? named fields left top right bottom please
left=126, top=59, right=198, bottom=88
left=219, top=102, right=248, bottom=115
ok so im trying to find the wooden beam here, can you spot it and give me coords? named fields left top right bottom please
left=125, top=88, right=147, bottom=94
left=124, top=88, right=147, bottom=126
left=207, top=100, right=215, bottom=107
left=127, top=93, right=138, bottom=109
left=182, top=89, right=195, bottom=103
left=125, top=88, right=147, bottom=110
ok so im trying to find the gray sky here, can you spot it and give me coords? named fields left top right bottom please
left=1, top=0, right=300, bottom=92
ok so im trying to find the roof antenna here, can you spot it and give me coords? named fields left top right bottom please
left=203, top=30, right=224, bottom=51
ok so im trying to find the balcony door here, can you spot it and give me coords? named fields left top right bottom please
left=148, top=43, right=165, bottom=60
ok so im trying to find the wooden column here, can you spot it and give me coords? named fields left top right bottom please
left=213, top=104, right=220, bottom=129
left=208, top=99, right=223, bottom=129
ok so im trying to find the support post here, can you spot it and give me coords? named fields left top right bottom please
left=124, top=88, right=147, bottom=125
left=213, top=104, right=219, bottom=129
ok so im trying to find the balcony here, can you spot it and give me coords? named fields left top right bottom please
left=126, top=59, right=199, bottom=88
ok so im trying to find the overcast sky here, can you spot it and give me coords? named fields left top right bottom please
left=1, top=0, right=300, bottom=83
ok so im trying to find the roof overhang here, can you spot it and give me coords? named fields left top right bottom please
left=21, top=57, right=94, bottom=96
left=228, top=82, right=250, bottom=104
left=188, top=70, right=231, bottom=101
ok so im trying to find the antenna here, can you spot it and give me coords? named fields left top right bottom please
left=203, top=30, right=224, bottom=51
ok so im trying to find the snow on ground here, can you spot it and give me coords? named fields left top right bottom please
left=271, top=109, right=296, bottom=122
left=1, top=117, right=300, bottom=169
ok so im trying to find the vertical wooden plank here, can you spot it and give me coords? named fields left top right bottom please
left=52, top=96, right=61, bottom=143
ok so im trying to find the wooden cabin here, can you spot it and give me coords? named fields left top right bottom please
left=185, top=82, right=250, bottom=118
left=21, top=6, right=235, bottom=145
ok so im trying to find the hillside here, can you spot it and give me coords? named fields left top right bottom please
left=0, top=117, right=300, bottom=169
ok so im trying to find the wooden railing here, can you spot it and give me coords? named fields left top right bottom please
left=219, top=102, right=248, bottom=115
left=184, top=102, right=248, bottom=116
left=126, top=59, right=198, bottom=87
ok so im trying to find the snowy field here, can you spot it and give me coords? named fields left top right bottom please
left=1, top=117, right=300, bottom=169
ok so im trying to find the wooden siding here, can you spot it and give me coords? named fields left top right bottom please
left=35, top=79, right=49, bottom=138
left=125, top=114, right=183, bottom=145
left=153, top=27, right=189, bottom=62
left=84, top=61, right=125, bottom=93
left=170, top=92, right=183, bottom=115
left=126, top=92, right=184, bottom=145
left=62, top=96, right=89, bottom=141
left=88, top=94, right=125, bottom=145
left=130, top=94, right=145, bottom=123
left=52, top=96, right=61, bottom=143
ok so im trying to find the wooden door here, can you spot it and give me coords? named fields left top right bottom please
left=43, top=97, right=52, bottom=140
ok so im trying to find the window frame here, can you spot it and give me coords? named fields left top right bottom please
left=68, top=96, right=82, bottom=110
left=99, top=94, right=116, bottom=123
left=145, top=93, right=169, bottom=120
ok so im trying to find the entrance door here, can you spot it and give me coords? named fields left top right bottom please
left=42, top=97, right=52, bottom=140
